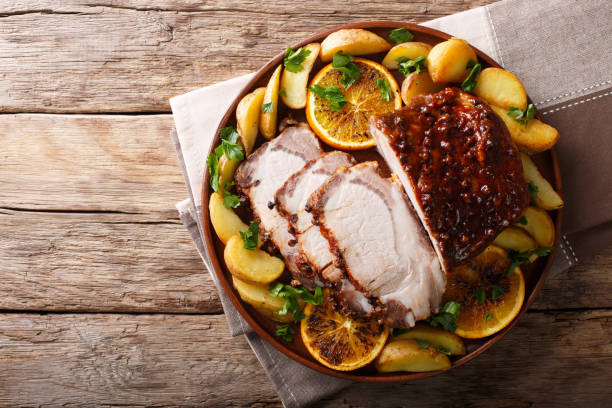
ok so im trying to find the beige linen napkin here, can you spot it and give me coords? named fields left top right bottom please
left=170, top=0, right=612, bottom=406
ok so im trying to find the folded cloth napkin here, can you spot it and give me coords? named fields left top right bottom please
left=170, top=0, right=612, bottom=406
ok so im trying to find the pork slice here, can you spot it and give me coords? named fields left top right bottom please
left=275, top=152, right=356, bottom=284
left=308, top=161, right=445, bottom=327
left=235, top=126, right=323, bottom=281
left=370, top=87, right=529, bottom=271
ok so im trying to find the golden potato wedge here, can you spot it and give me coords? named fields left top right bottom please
left=236, top=87, right=265, bottom=156
left=394, top=324, right=466, bottom=356
left=224, top=235, right=285, bottom=284
left=401, top=71, right=444, bottom=105
left=491, top=105, right=559, bottom=153
left=209, top=192, right=247, bottom=244
left=375, top=339, right=451, bottom=373
left=520, top=153, right=564, bottom=210
left=382, top=42, right=432, bottom=70
left=493, top=226, right=538, bottom=252
left=473, top=68, right=527, bottom=110
left=259, top=64, right=282, bottom=139
left=280, top=43, right=320, bottom=109
left=218, top=155, right=240, bottom=192
left=320, top=29, right=391, bottom=62
left=426, top=38, right=477, bottom=83
left=232, top=277, right=297, bottom=323
left=516, top=207, right=555, bottom=247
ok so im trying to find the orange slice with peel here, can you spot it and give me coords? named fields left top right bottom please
left=301, top=289, right=389, bottom=371
left=306, top=58, right=401, bottom=150
left=443, top=245, right=525, bottom=339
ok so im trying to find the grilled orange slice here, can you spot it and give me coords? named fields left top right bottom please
left=306, top=58, right=401, bottom=150
left=301, top=289, right=389, bottom=371
left=443, top=245, right=525, bottom=339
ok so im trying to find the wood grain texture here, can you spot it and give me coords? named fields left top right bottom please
left=0, top=310, right=609, bottom=407
left=0, top=0, right=494, bottom=113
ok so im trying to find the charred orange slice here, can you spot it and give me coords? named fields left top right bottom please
left=443, top=245, right=525, bottom=339
left=306, top=58, right=401, bottom=150
left=301, top=289, right=389, bottom=371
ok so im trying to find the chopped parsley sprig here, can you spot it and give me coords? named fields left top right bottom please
left=376, top=78, right=393, bottom=101
left=261, top=102, right=273, bottom=113
left=222, top=182, right=241, bottom=209
left=269, top=283, right=323, bottom=323
left=283, top=46, right=312, bottom=73
left=307, top=84, right=347, bottom=112
left=240, top=221, right=259, bottom=250
left=507, top=247, right=552, bottom=276
left=389, top=28, right=414, bottom=44
left=508, top=103, right=536, bottom=126
left=461, top=59, right=481, bottom=92
left=397, top=56, right=427, bottom=77
left=332, top=51, right=361, bottom=89
left=206, top=125, right=245, bottom=203
left=275, top=324, right=295, bottom=342
left=427, top=301, right=461, bottom=333
left=527, top=181, right=539, bottom=206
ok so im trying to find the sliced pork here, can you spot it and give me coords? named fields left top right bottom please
left=308, top=161, right=445, bottom=328
left=370, top=88, right=529, bottom=271
left=275, top=152, right=356, bottom=285
left=235, top=126, right=323, bottom=282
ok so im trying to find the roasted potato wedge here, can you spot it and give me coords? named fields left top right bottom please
left=280, top=43, right=320, bottom=109
left=426, top=38, right=477, bottom=83
left=382, top=42, right=432, bottom=70
left=320, top=29, right=391, bottom=62
left=493, top=226, right=538, bottom=252
left=209, top=193, right=247, bottom=244
left=491, top=105, right=559, bottom=153
left=236, top=87, right=266, bottom=156
left=400, top=71, right=444, bottom=105
left=232, top=277, right=298, bottom=323
left=224, top=235, right=285, bottom=284
left=394, top=324, right=466, bottom=356
left=517, top=207, right=555, bottom=247
left=473, top=67, right=527, bottom=110
left=520, top=153, right=564, bottom=210
left=218, top=155, right=240, bottom=191
left=259, top=64, right=282, bottom=139
left=375, top=339, right=451, bottom=373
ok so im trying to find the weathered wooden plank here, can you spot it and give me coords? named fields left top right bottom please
left=0, top=209, right=220, bottom=313
left=0, top=310, right=609, bottom=407
left=0, top=0, right=495, bottom=113
left=0, top=114, right=183, bottom=213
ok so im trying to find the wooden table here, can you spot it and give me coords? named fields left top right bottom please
left=1, top=1, right=610, bottom=406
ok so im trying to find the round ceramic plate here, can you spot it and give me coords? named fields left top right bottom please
left=201, top=21, right=563, bottom=382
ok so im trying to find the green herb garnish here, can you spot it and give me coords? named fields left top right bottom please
left=206, top=152, right=221, bottom=193
left=415, top=339, right=430, bottom=349
left=332, top=51, right=362, bottom=89
left=376, top=78, right=393, bottom=101
left=484, top=313, right=494, bottom=323
left=206, top=125, right=244, bottom=193
left=507, top=247, right=552, bottom=276
left=528, top=181, right=539, bottom=206
left=275, top=324, right=295, bottom=342
left=269, top=284, right=323, bottom=322
left=491, top=284, right=505, bottom=300
left=283, top=46, right=312, bottom=73
left=222, top=182, right=241, bottom=209
left=427, top=301, right=461, bottom=333
left=389, top=28, right=414, bottom=44
left=461, top=59, right=481, bottom=92
left=240, top=221, right=259, bottom=250
left=476, top=286, right=485, bottom=304
left=435, top=345, right=451, bottom=356
left=390, top=327, right=408, bottom=337
left=261, top=102, right=273, bottom=113
left=279, top=87, right=287, bottom=97
left=307, top=84, right=347, bottom=112
left=397, top=56, right=427, bottom=76
left=515, top=216, right=528, bottom=226
left=508, top=103, right=536, bottom=126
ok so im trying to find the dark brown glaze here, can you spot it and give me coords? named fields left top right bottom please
left=371, top=88, right=529, bottom=270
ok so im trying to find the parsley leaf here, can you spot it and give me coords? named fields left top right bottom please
left=435, top=345, right=451, bottom=356
left=491, top=284, right=505, bottom=300
left=376, top=78, right=393, bottom=101
left=484, top=313, right=494, bottom=323
left=222, top=182, right=241, bottom=209
left=239, top=221, right=259, bottom=250
left=279, top=87, right=286, bottom=97
left=390, top=327, right=408, bottom=337
left=261, top=102, right=273, bottom=113
left=476, top=286, right=485, bottom=304
left=269, top=284, right=323, bottom=323
left=307, top=84, right=347, bottom=112
left=389, top=28, right=414, bottom=44
left=415, top=339, right=430, bottom=349
left=515, top=216, right=528, bottom=225
left=461, top=59, right=481, bottom=92
left=213, top=126, right=244, bottom=163
left=206, top=152, right=220, bottom=193
left=284, top=46, right=312, bottom=73
left=507, top=247, right=552, bottom=276
left=427, top=301, right=461, bottom=333
left=508, top=103, right=536, bottom=126
left=397, top=56, right=427, bottom=76
left=275, top=324, right=295, bottom=342
left=528, top=181, right=539, bottom=206
left=332, top=51, right=361, bottom=89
